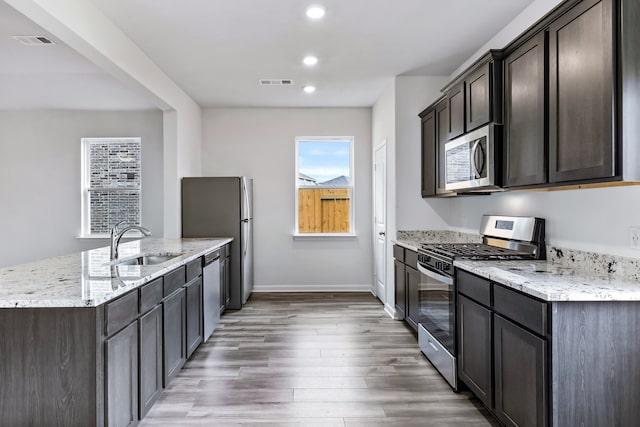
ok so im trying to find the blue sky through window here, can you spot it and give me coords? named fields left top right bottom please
left=298, top=140, right=351, bottom=184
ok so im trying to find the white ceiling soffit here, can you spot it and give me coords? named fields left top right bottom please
left=0, top=1, right=157, bottom=111
left=91, top=0, right=535, bottom=108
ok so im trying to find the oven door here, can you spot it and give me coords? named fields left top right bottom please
left=416, top=262, right=455, bottom=354
left=416, top=261, right=457, bottom=389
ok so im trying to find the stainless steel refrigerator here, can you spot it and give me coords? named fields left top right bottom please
left=181, top=177, right=253, bottom=309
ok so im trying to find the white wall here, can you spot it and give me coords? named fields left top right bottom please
left=0, top=110, right=164, bottom=268
left=395, top=76, right=450, bottom=230
left=371, top=81, right=396, bottom=308
left=202, top=108, right=373, bottom=291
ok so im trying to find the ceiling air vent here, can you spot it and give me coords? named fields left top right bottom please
left=259, top=79, right=294, bottom=86
left=11, top=35, right=56, bottom=45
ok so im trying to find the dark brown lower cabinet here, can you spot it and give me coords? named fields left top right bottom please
left=494, top=315, right=547, bottom=427
left=185, top=277, right=203, bottom=358
left=405, top=266, right=420, bottom=331
left=458, top=294, right=492, bottom=408
left=394, top=259, right=406, bottom=320
left=105, top=322, right=139, bottom=427
left=163, top=288, right=186, bottom=386
left=139, top=305, right=163, bottom=418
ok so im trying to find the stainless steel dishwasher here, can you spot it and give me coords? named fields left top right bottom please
left=202, top=250, right=221, bottom=342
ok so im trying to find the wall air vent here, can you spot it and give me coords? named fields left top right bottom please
left=259, top=79, right=294, bottom=86
left=11, top=35, right=56, bottom=45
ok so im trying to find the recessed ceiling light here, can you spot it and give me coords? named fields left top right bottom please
left=303, top=85, right=316, bottom=94
left=303, top=55, right=319, bottom=66
left=305, top=5, right=326, bottom=19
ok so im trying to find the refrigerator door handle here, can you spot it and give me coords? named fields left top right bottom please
left=243, top=220, right=249, bottom=257
left=241, top=177, right=249, bottom=220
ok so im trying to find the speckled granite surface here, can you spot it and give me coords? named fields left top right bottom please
left=454, top=258, right=640, bottom=302
left=395, top=230, right=482, bottom=251
left=0, top=238, right=232, bottom=308
left=395, top=229, right=640, bottom=301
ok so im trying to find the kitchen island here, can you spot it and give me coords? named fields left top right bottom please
left=0, top=237, right=232, bottom=427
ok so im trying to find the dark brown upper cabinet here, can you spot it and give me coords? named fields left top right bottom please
left=446, top=83, right=465, bottom=140
left=420, top=109, right=437, bottom=197
left=503, top=32, right=547, bottom=188
left=548, top=0, right=614, bottom=184
left=435, top=99, right=455, bottom=196
left=465, top=63, right=492, bottom=132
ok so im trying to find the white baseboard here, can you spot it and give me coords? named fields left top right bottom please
left=253, top=284, right=373, bottom=293
left=384, top=303, right=400, bottom=319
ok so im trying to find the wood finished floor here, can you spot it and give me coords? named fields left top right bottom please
left=141, top=292, right=498, bottom=426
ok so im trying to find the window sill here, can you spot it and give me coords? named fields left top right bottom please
left=293, top=233, right=357, bottom=240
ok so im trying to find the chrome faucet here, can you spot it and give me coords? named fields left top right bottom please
left=110, top=220, right=152, bottom=260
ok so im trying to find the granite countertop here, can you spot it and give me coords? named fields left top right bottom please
left=0, top=237, right=232, bottom=308
left=454, top=259, right=640, bottom=302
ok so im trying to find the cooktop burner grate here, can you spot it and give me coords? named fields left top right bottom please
left=420, top=243, right=534, bottom=260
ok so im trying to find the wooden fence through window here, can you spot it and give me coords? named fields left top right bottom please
left=298, top=188, right=350, bottom=233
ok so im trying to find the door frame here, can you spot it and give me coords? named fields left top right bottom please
left=373, top=140, right=387, bottom=303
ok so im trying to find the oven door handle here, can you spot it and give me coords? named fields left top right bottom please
left=417, top=263, right=453, bottom=285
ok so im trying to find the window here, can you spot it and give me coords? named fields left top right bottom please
left=81, top=137, right=142, bottom=237
left=295, top=137, right=354, bottom=236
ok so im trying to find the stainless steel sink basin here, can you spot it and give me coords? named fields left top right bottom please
left=112, top=253, right=182, bottom=266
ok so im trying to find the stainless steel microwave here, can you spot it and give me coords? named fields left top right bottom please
left=444, top=124, right=501, bottom=192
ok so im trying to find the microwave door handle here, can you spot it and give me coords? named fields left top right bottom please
left=471, top=140, right=485, bottom=179
left=417, top=263, right=453, bottom=285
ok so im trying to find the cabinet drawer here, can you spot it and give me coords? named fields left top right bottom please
left=140, top=277, right=163, bottom=314
left=164, top=266, right=186, bottom=297
left=457, top=269, right=491, bottom=307
left=393, top=245, right=405, bottom=262
left=105, top=290, right=139, bottom=337
left=493, top=284, right=548, bottom=336
left=185, top=258, right=203, bottom=282
left=405, top=250, right=418, bottom=268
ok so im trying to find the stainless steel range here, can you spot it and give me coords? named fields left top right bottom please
left=415, top=215, right=545, bottom=389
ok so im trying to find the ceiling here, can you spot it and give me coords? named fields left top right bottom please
left=0, top=1, right=156, bottom=110
left=1, top=0, right=536, bottom=110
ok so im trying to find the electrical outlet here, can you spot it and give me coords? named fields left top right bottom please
left=630, top=227, right=640, bottom=249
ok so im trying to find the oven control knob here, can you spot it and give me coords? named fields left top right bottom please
left=435, top=261, right=442, bottom=270
left=443, top=264, right=451, bottom=271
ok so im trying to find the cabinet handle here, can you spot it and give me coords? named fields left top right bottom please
left=378, top=232, right=386, bottom=236
left=428, top=340, right=439, bottom=352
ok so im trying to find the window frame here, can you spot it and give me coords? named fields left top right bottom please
left=294, top=136, right=356, bottom=238
left=80, top=137, right=142, bottom=238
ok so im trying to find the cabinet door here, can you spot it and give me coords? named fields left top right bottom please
left=504, top=32, right=547, bottom=187
left=548, top=0, right=614, bottom=183
left=405, top=266, right=420, bottom=332
left=105, top=322, right=138, bottom=427
left=458, top=295, right=492, bottom=408
left=465, top=62, right=492, bottom=131
left=163, top=288, right=186, bottom=386
left=139, top=305, right=163, bottom=418
left=447, top=83, right=465, bottom=139
left=494, top=315, right=547, bottom=427
left=435, top=99, right=453, bottom=195
left=185, top=277, right=203, bottom=358
left=421, top=110, right=437, bottom=197
left=394, top=259, right=406, bottom=320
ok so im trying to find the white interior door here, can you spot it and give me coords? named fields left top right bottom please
left=373, top=142, right=387, bottom=302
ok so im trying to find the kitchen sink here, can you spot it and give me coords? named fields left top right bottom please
left=111, top=253, right=182, bottom=266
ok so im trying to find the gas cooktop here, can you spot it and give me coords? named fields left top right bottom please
left=420, top=243, right=534, bottom=260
